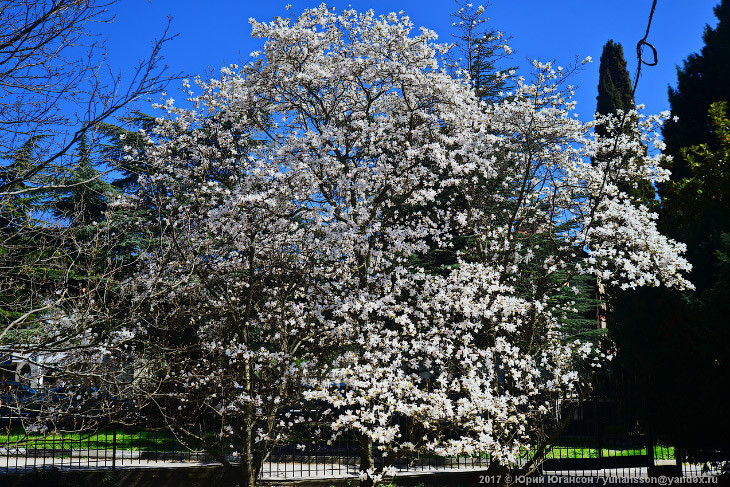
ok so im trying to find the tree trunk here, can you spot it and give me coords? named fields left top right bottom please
left=238, top=464, right=256, bottom=487
left=485, top=459, right=510, bottom=487
left=253, top=443, right=271, bottom=483
left=239, top=423, right=257, bottom=487
left=359, top=434, right=375, bottom=487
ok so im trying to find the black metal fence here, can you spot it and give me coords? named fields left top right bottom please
left=0, top=422, right=493, bottom=478
left=0, top=378, right=728, bottom=481
left=0, top=420, right=726, bottom=480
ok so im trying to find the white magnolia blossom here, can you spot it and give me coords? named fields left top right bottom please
left=44, top=5, right=691, bottom=483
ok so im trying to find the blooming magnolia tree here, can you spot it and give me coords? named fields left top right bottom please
left=41, top=5, right=691, bottom=486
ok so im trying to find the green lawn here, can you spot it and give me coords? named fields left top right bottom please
left=0, top=430, right=182, bottom=452
left=0, top=430, right=676, bottom=461
left=545, top=444, right=674, bottom=460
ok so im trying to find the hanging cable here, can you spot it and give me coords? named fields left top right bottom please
left=611, top=0, right=660, bottom=144
left=632, top=0, right=659, bottom=97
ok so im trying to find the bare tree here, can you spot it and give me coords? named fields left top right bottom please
left=0, top=0, right=176, bottom=338
left=0, top=0, right=176, bottom=190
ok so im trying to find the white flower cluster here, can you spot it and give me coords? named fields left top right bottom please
left=49, top=5, right=692, bottom=480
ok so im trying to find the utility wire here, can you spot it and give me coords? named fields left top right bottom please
left=611, top=0, right=660, bottom=145
left=632, top=0, right=659, bottom=97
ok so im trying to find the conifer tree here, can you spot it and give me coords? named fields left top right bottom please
left=611, top=103, right=730, bottom=456
left=0, top=138, right=55, bottom=335
left=662, top=0, right=730, bottom=182
left=53, top=134, right=114, bottom=226
left=449, top=0, right=512, bottom=102
left=595, top=40, right=634, bottom=138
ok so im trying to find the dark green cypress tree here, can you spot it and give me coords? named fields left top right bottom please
left=662, top=0, right=730, bottom=182
left=595, top=40, right=650, bottom=367
left=659, top=0, right=730, bottom=293
left=595, top=40, right=634, bottom=138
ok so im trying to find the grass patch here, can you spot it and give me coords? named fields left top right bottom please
left=545, top=442, right=674, bottom=460
left=0, top=429, right=182, bottom=452
left=0, top=430, right=676, bottom=462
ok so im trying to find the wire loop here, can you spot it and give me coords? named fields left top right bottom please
left=637, top=40, right=658, bottom=67
left=631, top=0, right=659, bottom=95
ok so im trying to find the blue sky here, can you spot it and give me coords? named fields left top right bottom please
left=101, top=0, right=720, bottom=122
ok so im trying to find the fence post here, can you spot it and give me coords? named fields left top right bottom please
left=112, top=427, right=117, bottom=471
left=646, top=432, right=655, bottom=469
left=594, top=400, right=602, bottom=460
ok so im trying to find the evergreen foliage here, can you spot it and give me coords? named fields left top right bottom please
left=449, top=0, right=513, bottom=102
left=611, top=102, right=730, bottom=456
left=97, top=111, right=159, bottom=194
left=661, top=0, right=730, bottom=182
left=0, top=137, right=51, bottom=229
left=0, top=138, right=52, bottom=333
left=595, top=40, right=634, bottom=138
left=53, top=134, right=115, bottom=226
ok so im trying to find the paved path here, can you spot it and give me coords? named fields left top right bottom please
left=0, top=455, right=724, bottom=481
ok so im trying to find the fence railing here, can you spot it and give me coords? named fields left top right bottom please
left=0, top=421, right=726, bottom=480
left=0, top=378, right=728, bottom=481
